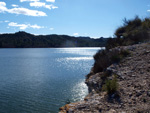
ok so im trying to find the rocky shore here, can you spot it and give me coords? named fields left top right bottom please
left=59, top=43, right=150, bottom=113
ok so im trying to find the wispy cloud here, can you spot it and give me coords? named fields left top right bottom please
left=0, top=20, right=9, bottom=23
left=9, top=22, right=28, bottom=30
left=30, top=24, right=44, bottom=29
left=0, top=2, right=7, bottom=13
left=147, top=10, right=150, bottom=12
left=20, top=0, right=56, bottom=3
left=46, top=0, right=55, bottom=3
left=147, top=4, right=150, bottom=12
left=73, top=33, right=79, bottom=36
left=8, top=22, right=44, bottom=30
left=20, top=0, right=39, bottom=2
left=12, top=4, right=19, bottom=7
left=8, top=7, right=47, bottom=16
left=50, top=27, right=54, bottom=30
left=4, top=20, right=9, bottom=22
left=0, top=2, right=47, bottom=16
left=30, top=2, right=58, bottom=10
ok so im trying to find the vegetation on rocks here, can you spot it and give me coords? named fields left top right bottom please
left=93, top=48, right=130, bottom=73
left=102, top=75, right=118, bottom=95
left=106, top=16, right=150, bottom=49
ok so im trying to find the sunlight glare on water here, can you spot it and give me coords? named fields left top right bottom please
left=57, top=47, right=102, bottom=56
left=0, top=47, right=100, bottom=113
left=71, top=79, right=88, bottom=102
left=65, top=57, right=93, bottom=60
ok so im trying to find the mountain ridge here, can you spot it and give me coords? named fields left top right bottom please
left=0, top=31, right=108, bottom=48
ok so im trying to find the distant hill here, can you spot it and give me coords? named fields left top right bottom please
left=0, top=31, right=108, bottom=48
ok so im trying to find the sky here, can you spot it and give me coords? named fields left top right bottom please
left=0, top=0, right=150, bottom=38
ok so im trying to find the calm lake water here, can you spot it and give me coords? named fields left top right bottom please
left=0, top=48, right=100, bottom=113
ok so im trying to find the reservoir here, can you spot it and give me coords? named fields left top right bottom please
left=0, top=48, right=100, bottom=113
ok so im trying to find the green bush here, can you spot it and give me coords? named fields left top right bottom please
left=111, top=49, right=130, bottom=63
left=120, top=49, right=130, bottom=57
left=93, top=49, right=130, bottom=73
left=93, top=50, right=110, bottom=73
left=102, top=75, right=118, bottom=95
left=106, top=16, right=150, bottom=49
left=111, top=55, right=121, bottom=63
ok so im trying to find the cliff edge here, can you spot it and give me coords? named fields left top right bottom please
left=59, top=43, right=150, bottom=113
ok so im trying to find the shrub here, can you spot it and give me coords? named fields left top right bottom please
left=93, top=49, right=130, bottom=73
left=93, top=50, right=110, bottom=73
left=106, top=16, right=150, bottom=50
left=120, top=49, right=130, bottom=57
left=111, top=55, right=121, bottom=63
left=102, top=75, right=118, bottom=95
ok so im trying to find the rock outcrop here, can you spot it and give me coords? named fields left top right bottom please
left=59, top=43, right=150, bottom=113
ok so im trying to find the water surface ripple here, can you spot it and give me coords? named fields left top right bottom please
left=0, top=48, right=100, bottom=113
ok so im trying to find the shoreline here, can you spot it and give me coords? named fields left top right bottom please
left=59, top=42, right=150, bottom=113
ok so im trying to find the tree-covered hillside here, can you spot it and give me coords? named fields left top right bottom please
left=0, top=31, right=108, bottom=48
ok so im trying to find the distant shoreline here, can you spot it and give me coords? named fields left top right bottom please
left=0, top=47, right=104, bottom=49
left=0, top=31, right=108, bottom=48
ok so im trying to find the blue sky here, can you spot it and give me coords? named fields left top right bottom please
left=0, top=0, right=150, bottom=38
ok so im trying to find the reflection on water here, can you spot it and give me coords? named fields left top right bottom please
left=57, top=47, right=101, bottom=56
left=72, top=80, right=88, bottom=102
left=66, top=57, right=93, bottom=60
left=57, top=57, right=93, bottom=61
left=0, top=48, right=100, bottom=113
